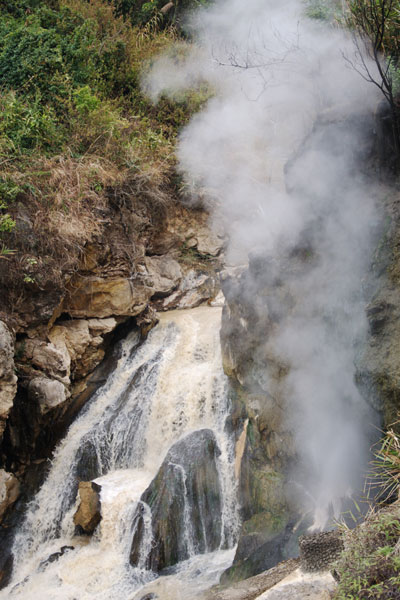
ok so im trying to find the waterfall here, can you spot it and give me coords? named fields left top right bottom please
left=2, top=306, right=239, bottom=600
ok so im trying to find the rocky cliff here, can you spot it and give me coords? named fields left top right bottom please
left=0, top=188, right=224, bottom=558
left=218, top=106, right=400, bottom=583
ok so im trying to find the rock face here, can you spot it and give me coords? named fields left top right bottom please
left=218, top=109, right=384, bottom=583
left=0, top=470, right=19, bottom=524
left=0, top=322, right=17, bottom=443
left=28, top=377, right=70, bottom=414
left=130, top=429, right=222, bottom=572
left=64, top=277, right=152, bottom=319
left=73, top=481, right=102, bottom=534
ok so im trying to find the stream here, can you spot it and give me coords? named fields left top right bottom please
left=1, top=306, right=239, bottom=600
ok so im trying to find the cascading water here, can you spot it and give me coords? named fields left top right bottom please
left=2, top=306, right=239, bottom=600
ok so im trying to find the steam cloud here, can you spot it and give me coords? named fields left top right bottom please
left=144, top=0, right=382, bottom=528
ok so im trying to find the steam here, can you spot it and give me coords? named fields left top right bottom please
left=144, top=0, right=382, bottom=528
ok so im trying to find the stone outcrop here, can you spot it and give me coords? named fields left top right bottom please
left=28, top=377, right=70, bottom=414
left=0, top=322, right=17, bottom=443
left=0, top=470, right=19, bottom=524
left=202, top=559, right=300, bottom=600
left=73, top=481, right=102, bottom=534
left=130, top=429, right=223, bottom=572
left=64, top=277, right=152, bottom=319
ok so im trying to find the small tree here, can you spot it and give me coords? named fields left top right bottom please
left=345, top=0, right=400, bottom=169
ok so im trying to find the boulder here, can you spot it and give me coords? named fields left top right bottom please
left=73, top=481, right=102, bottom=534
left=28, top=377, right=70, bottom=414
left=64, top=277, right=152, bottom=318
left=195, top=227, right=224, bottom=256
left=24, top=339, right=69, bottom=383
left=130, top=429, right=223, bottom=571
left=144, top=255, right=182, bottom=296
left=160, top=270, right=218, bottom=311
left=0, top=322, right=17, bottom=440
left=0, top=470, right=20, bottom=524
left=49, top=318, right=115, bottom=380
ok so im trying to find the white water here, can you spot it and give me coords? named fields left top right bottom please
left=2, top=306, right=239, bottom=600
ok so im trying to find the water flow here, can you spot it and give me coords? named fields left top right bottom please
left=2, top=306, right=239, bottom=600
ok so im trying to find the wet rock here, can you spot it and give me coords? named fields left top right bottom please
left=38, top=546, right=75, bottom=571
left=0, top=322, right=17, bottom=440
left=0, top=470, right=20, bottom=523
left=0, top=554, right=13, bottom=591
left=28, top=377, right=70, bottom=414
left=299, top=530, right=344, bottom=572
left=144, top=255, right=182, bottom=296
left=130, top=429, right=222, bottom=572
left=64, top=277, right=152, bottom=318
left=73, top=481, right=101, bottom=534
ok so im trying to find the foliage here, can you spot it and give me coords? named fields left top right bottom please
left=305, top=0, right=336, bottom=21
left=112, top=0, right=211, bottom=27
left=344, top=0, right=400, bottom=167
left=334, top=510, right=400, bottom=599
left=0, top=0, right=210, bottom=292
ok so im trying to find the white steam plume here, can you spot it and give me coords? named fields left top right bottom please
left=144, top=0, right=382, bottom=528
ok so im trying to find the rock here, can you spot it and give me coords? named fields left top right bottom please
left=130, top=429, right=222, bottom=571
left=73, top=481, right=102, bottom=534
left=38, top=546, right=75, bottom=572
left=0, top=322, right=17, bottom=441
left=299, top=530, right=344, bottom=572
left=160, top=270, right=218, bottom=310
left=144, top=255, right=182, bottom=296
left=202, top=558, right=300, bottom=600
left=64, top=277, right=152, bottom=318
left=87, top=318, right=117, bottom=336
left=0, top=470, right=20, bottom=523
left=49, top=319, right=111, bottom=380
left=28, top=377, right=70, bottom=414
left=24, top=339, right=69, bottom=383
left=195, top=227, right=224, bottom=256
left=254, top=569, right=336, bottom=600
left=0, top=322, right=15, bottom=380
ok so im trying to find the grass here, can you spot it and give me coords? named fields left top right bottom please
left=0, top=0, right=212, bottom=312
left=333, top=420, right=400, bottom=600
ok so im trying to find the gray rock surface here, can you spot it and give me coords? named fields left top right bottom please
left=144, top=255, right=182, bottom=296
left=0, top=322, right=17, bottom=441
left=130, top=429, right=223, bottom=572
left=0, top=470, right=20, bottom=524
left=28, top=377, right=70, bottom=414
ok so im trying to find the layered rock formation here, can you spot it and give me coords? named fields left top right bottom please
left=0, top=201, right=223, bottom=477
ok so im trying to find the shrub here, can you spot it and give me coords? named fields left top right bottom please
left=334, top=422, right=400, bottom=600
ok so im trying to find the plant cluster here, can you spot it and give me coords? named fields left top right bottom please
left=334, top=423, right=400, bottom=600
left=0, top=0, right=211, bottom=293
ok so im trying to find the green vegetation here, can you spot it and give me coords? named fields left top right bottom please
left=345, top=0, right=400, bottom=167
left=0, top=0, right=210, bottom=290
left=334, top=423, right=400, bottom=600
